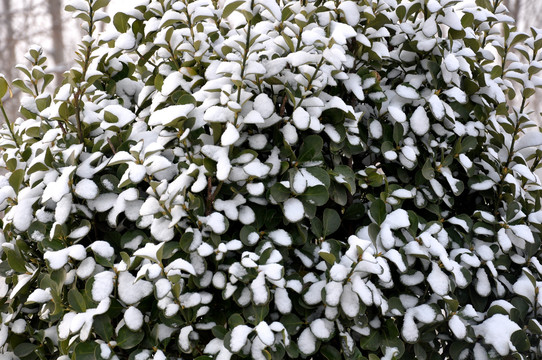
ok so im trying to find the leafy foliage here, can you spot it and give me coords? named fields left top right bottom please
left=1, top=0, right=542, bottom=359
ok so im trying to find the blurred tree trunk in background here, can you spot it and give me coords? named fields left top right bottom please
left=47, top=0, right=65, bottom=86
left=1, top=0, right=15, bottom=80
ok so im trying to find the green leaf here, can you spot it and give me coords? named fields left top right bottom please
left=320, top=345, right=341, bottom=360
left=228, top=313, right=245, bottom=328
left=322, top=208, right=341, bottom=236
left=422, top=159, right=434, bottom=180
left=510, top=330, right=530, bottom=352
left=113, top=12, right=130, bottom=33
left=243, top=305, right=269, bottom=325
left=117, top=327, right=144, bottom=349
left=68, top=288, right=87, bottom=312
left=94, top=315, right=114, bottom=342
left=73, top=342, right=98, bottom=360
left=360, top=330, right=381, bottom=351
left=0, top=76, right=10, bottom=99
left=9, top=168, right=24, bottom=194
left=300, top=185, right=329, bottom=206
left=311, top=217, right=323, bottom=237
left=449, top=341, right=470, bottom=360
left=344, top=203, right=365, bottom=220
left=370, top=199, right=387, bottom=225
left=222, top=0, right=244, bottom=18
left=298, top=135, right=323, bottom=163
left=6, top=248, right=26, bottom=273
left=180, top=232, right=194, bottom=253
left=281, top=313, right=303, bottom=335
left=270, top=182, right=290, bottom=203
left=212, top=325, right=228, bottom=340
left=14, top=343, right=37, bottom=357
left=319, top=251, right=336, bottom=265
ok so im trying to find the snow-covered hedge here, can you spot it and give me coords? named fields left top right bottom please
left=1, top=0, right=542, bottom=358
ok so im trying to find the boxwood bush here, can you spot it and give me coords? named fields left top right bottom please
left=1, top=0, right=542, bottom=358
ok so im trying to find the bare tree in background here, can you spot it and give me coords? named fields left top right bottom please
left=1, top=0, right=15, bottom=80
left=47, top=0, right=65, bottom=83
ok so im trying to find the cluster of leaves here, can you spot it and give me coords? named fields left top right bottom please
left=1, top=0, right=542, bottom=359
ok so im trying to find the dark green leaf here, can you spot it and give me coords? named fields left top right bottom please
left=321, top=345, right=341, bottom=360
left=14, top=343, right=37, bottom=357
left=9, top=168, right=24, bottom=194
left=360, top=330, right=380, bottom=351
left=369, top=199, right=387, bottom=225
left=222, top=0, right=244, bottom=18
left=270, top=182, right=290, bottom=203
left=73, top=342, right=98, bottom=360
left=300, top=185, right=329, bottom=206
left=94, top=315, right=114, bottom=342
left=322, top=208, right=341, bottom=236
left=68, top=288, right=87, bottom=313
left=228, top=313, right=245, bottom=328
left=117, top=327, right=144, bottom=349
left=298, top=135, right=323, bottom=163
left=281, top=313, right=303, bottom=335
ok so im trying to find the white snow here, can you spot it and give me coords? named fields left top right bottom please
left=325, top=281, right=343, bottom=306
left=510, top=224, right=535, bottom=243
left=134, top=243, right=164, bottom=263
left=515, top=130, right=542, bottom=150
left=203, top=212, right=227, bottom=234
left=292, top=171, right=307, bottom=194
left=178, top=325, right=194, bottom=352
left=92, top=271, right=115, bottom=302
left=149, top=104, right=195, bottom=126
left=396, top=85, right=420, bottom=100
left=427, top=263, right=449, bottom=295
left=369, top=120, right=383, bottom=138
left=243, top=110, right=265, bottom=124
left=248, top=134, right=267, bottom=150
left=221, top=123, right=240, bottom=146
left=124, top=306, right=144, bottom=331
left=27, top=288, right=52, bottom=303
left=410, top=106, right=430, bottom=136
left=75, top=179, right=99, bottom=200
left=229, top=325, right=253, bottom=352
left=449, top=315, right=466, bottom=339
left=118, top=271, right=153, bottom=305
left=44, top=248, right=70, bottom=270
left=473, top=314, right=520, bottom=356
left=427, top=94, right=445, bottom=120
left=402, top=304, right=437, bottom=342
left=388, top=105, right=406, bottom=123
left=243, top=159, right=270, bottom=178
left=292, top=107, right=310, bottom=130
left=309, top=319, right=334, bottom=339
left=471, top=179, right=495, bottom=191
left=155, top=278, right=172, bottom=299
left=255, top=321, right=274, bottom=346
left=251, top=272, right=269, bottom=305
left=247, top=182, right=265, bottom=196
left=274, top=287, right=292, bottom=313
left=253, top=94, right=274, bottom=118
left=444, top=54, right=460, bottom=72
left=338, top=1, right=360, bottom=26
left=340, top=283, right=360, bottom=317
left=330, top=263, right=349, bottom=282
left=268, top=229, right=292, bottom=247
left=283, top=198, right=304, bottom=222
left=298, top=327, right=317, bottom=355
left=90, top=241, right=115, bottom=259
left=383, top=209, right=410, bottom=229
left=11, top=319, right=26, bottom=334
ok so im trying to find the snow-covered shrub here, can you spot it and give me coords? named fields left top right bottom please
left=1, top=0, right=542, bottom=358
